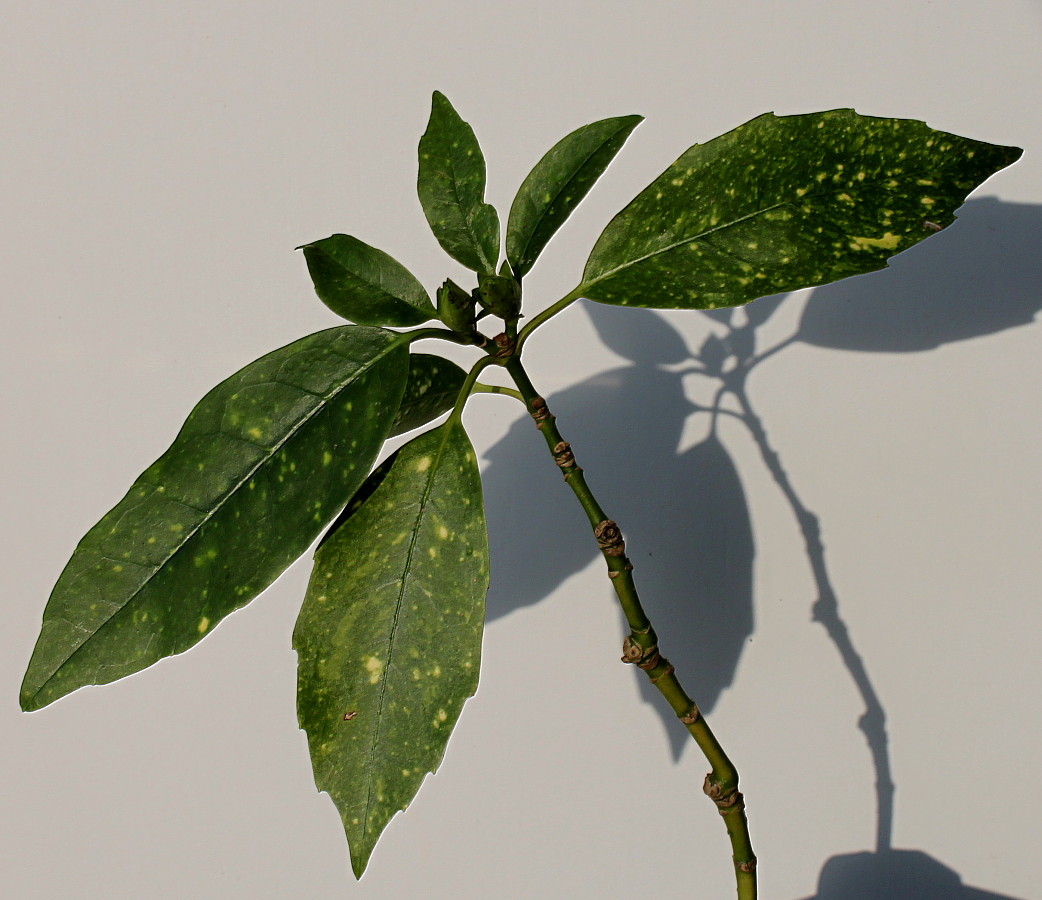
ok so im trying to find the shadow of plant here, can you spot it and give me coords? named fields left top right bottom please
left=481, top=197, right=1040, bottom=894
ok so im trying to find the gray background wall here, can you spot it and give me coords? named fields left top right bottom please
left=4, top=2, right=1040, bottom=897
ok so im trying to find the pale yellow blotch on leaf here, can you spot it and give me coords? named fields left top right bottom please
left=365, top=655, right=384, bottom=684
left=322, top=450, right=333, bottom=466
left=850, top=232, right=902, bottom=252
left=437, top=525, right=450, bottom=540
left=198, top=616, right=210, bottom=634
left=415, top=456, right=432, bottom=473
left=247, top=427, right=263, bottom=440
left=436, top=709, right=448, bottom=722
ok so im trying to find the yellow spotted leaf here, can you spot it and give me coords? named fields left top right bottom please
left=21, top=326, right=408, bottom=711
left=580, top=110, right=1022, bottom=310
left=294, top=419, right=488, bottom=877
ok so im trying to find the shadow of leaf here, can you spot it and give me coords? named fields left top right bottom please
left=628, top=431, right=754, bottom=759
left=796, top=198, right=1042, bottom=352
left=798, top=849, right=1026, bottom=900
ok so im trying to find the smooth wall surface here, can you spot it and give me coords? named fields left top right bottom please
left=4, top=3, right=1040, bottom=898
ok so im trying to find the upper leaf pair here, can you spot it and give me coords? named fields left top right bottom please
left=303, top=92, right=644, bottom=328
left=419, top=90, right=644, bottom=282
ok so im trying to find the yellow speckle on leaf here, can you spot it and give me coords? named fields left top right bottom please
left=437, top=525, right=449, bottom=540
left=415, top=456, right=432, bottom=472
left=322, top=451, right=333, bottom=466
left=198, top=617, right=210, bottom=634
left=247, top=427, right=263, bottom=440
left=436, top=709, right=448, bottom=722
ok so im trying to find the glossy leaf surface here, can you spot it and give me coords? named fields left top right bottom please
left=418, top=91, right=500, bottom=273
left=300, top=234, right=436, bottom=326
left=388, top=354, right=467, bottom=438
left=581, top=111, right=1022, bottom=310
left=295, top=420, right=488, bottom=877
left=507, top=115, right=642, bottom=277
left=21, top=327, right=409, bottom=711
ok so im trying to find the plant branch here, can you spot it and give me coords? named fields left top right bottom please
left=504, top=353, right=757, bottom=900
left=405, top=325, right=483, bottom=347
left=516, top=285, right=584, bottom=351
left=470, top=382, right=525, bottom=403
left=447, top=356, right=501, bottom=425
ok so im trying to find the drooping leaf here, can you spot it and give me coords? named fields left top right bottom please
left=300, top=234, right=436, bottom=327
left=21, top=327, right=409, bottom=712
left=294, top=419, right=488, bottom=877
left=507, top=115, right=643, bottom=277
left=417, top=91, right=500, bottom=274
left=580, top=111, right=1022, bottom=310
left=388, top=354, right=468, bottom=439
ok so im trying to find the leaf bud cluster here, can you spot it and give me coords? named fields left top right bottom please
left=476, top=269, right=522, bottom=320
left=436, top=277, right=477, bottom=333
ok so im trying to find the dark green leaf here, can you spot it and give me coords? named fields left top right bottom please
left=580, top=111, right=1022, bottom=310
left=388, top=354, right=467, bottom=438
left=300, top=234, right=436, bottom=327
left=507, top=115, right=643, bottom=277
left=21, top=327, right=409, bottom=712
left=294, top=419, right=488, bottom=877
left=417, top=91, right=500, bottom=274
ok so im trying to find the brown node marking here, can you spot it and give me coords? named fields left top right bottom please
left=607, top=561, right=634, bottom=579
left=737, top=859, right=757, bottom=875
left=563, top=466, right=584, bottom=483
left=595, top=520, right=626, bottom=557
left=528, top=396, right=553, bottom=423
left=492, top=332, right=516, bottom=358
left=922, top=220, right=944, bottom=232
left=679, top=703, right=701, bottom=725
left=703, top=775, right=742, bottom=815
left=620, top=635, right=661, bottom=670
left=620, top=635, right=644, bottom=664
left=552, top=441, right=576, bottom=468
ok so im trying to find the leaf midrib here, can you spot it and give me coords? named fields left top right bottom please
left=580, top=154, right=964, bottom=295
left=360, top=421, right=456, bottom=840
left=28, top=330, right=405, bottom=704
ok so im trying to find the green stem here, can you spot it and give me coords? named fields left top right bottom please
left=516, top=285, right=584, bottom=351
left=447, top=356, right=500, bottom=425
left=471, top=382, right=525, bottom=403
left=504, top=354, right=757, bottom=900
left=405, top=326, right=482, bottom=347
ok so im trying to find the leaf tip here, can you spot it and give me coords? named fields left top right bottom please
left=350, top=843, right=373, bottom=880
left=19, top=679, right=45, bottom=713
